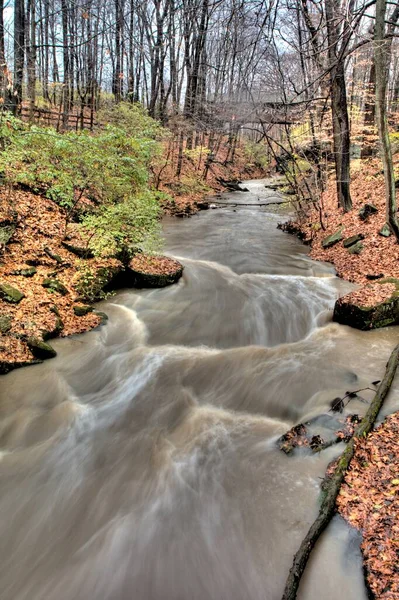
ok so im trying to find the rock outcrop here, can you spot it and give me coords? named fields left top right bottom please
left=333, top=279, right=399, bottom=330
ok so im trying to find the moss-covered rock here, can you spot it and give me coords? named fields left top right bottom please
left=42, top=278, right=69, bottom=296
left=0, top=358, right=43, bottom=375
left=379, top=224, right=391, bottom=237
left=73, top=304, right=93, bottom=316
left=123, top=256, right=184, bottom=288
left=27, top=337, right=57, bottom=359
left=75, top=264, right=122, bottom=302
left=333, top=278, right=399, bottom=330
left=358, top=203, right=378, bottom=221
left=343, top=233, right=364, bottom=248
left=0, top=314, right=12, bottom=333
left=0, top=223, right=16, bottom=250
left=0, top=282, right=25, bottom=303
left=42, top=315, right=64, bottom=340
left=13, top=266, right=37, bottom=277
left=61, top=241, right=94, bottom=258
left=347, top=241, right=364, bottom=255
left=322, top=228, right=344, bottom=249
left=94, top=311, right=108, bottom=325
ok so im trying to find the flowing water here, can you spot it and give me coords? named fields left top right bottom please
left=1, top=179, right=398, bottom=600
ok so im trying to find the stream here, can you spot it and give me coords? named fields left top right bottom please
left=0, top=179, right=398, bottom=600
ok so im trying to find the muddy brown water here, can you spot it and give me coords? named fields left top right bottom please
left=0, top=179, right=398, bottom=600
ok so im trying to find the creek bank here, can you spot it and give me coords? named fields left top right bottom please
left=0, top=189, right=184, bottom=375
left=276, top=159, right=399, bottom=331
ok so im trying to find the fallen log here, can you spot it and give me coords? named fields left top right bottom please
left=281, top=342, right=399, bottom=600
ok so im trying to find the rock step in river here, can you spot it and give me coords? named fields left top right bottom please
left=0, top=179, right=398, bottom=600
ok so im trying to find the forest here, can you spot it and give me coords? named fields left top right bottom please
left=0, top=1, right=399, bottom=600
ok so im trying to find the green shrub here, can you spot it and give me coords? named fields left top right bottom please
left=244, top=140, right=270, bottom=169
left=0, top=110, right=163, bottom=257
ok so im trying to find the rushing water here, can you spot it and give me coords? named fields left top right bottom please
left=1, top=179, right=398, bottom=600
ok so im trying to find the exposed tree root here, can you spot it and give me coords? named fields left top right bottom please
left=281, top=343, right=399, bottom=600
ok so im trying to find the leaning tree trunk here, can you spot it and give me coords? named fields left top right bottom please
left=281, top=342, right=399, bottom=600
left=374, top=0, right=399, bottom=242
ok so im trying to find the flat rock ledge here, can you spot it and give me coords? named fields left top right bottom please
left=333, top=278, right=399, bottom=330
left=116, top=255, right=184, bottom=289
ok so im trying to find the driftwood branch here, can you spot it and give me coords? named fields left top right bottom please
left=281, top=342, right=399, bottom=600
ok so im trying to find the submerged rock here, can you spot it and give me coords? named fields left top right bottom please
left=0, top=283, right=25, bottom=303
left=333, top=278, right=399, bottom=330
left=322, top=228, right=344, bottom=249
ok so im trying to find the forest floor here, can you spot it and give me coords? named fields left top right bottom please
left=0, top=138, right=264, bottom=373
left=293, top=158, right=399, bottom=600
left=297, top=158, right=399, bottom=285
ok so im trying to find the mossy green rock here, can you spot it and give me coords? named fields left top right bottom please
left=75, top=265, right=122, bottom=302
left=94, top=311, right=109, bottom=325
left=379, top=224, right=391, bottom=237
left=73, top=304, right=93, bottom=316
left=322, top=228, right=344, bottom=249
left=0, top=314, right=12, bottom=333
left=27, top=338, right=57, bottom=359
left=13, top=266, right=37, bottom=277
left=42, top=278, right=69, bottom=296
left=0, top=224, right=16, bottom=248
left=343, top=233, right=364, bottom=248
left=42, top=316, right=64, bottom=340
left=0, top=358, right=42, bottom=375
left=348, top=241, right=364, bottom=255
left=0, top=283, right=25, bottom=303
left=333, top=278, right=399, bottom=330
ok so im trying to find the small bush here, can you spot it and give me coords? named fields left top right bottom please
left=0, top=109, right=163, bottom=257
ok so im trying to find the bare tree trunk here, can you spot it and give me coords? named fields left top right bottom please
left=374, top=0, right=399, bottom=241
left=325, top=0, right=352, bottom=212
left=13, top=0, right=25, bottom=115
left=26, top=0, right=36, bottom=121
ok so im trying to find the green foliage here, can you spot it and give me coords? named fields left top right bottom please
left=0, top=109, right=163, bottom=257
left=173, top=174, right=211, bottom=196
left=97, top=101, right=166, bottom=141
left=389, top=132, right=399, bottom=155
left=243, top=140, right=270, bottom=169
left=81, top=192, right=162, bottom=257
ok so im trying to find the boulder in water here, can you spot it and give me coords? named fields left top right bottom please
left=122, top=255, right=184, bottom=288
left=27, top=337, right=57, bottom=360
left=333, top=278, right=399, bottom=330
